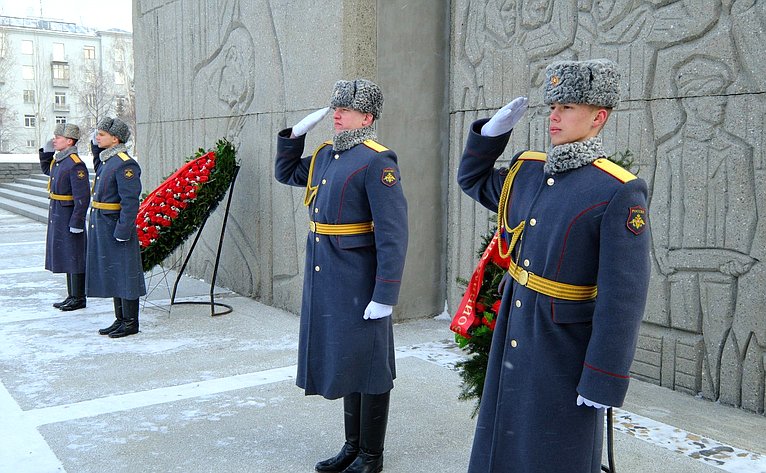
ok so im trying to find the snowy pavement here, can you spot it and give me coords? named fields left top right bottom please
left=1, top=208, right=764, bottom=473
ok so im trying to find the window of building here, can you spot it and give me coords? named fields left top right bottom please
left=83, top=46, right=96, bottom=60
left=21, top=40, right=33, bottom=55
left=22, top=65, right=34, bottom=80
left=24, top=115, right=36, bottom=127
left=23, top=90, right=35, bottom=104
left=52, top=43, right=65, bottom=61
left=52, top=62, right=70, bottom=80
left=55, top=116, right=67, bottom=124
left=55, top=92, right=67, bottom=106
left=114, top=71, right=125, bottom=85
left=26, top=139, right=36, bottom=148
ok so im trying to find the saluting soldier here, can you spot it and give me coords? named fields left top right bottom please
left=275, top=79, right=408, bottom=473
left=87, top=117, right=146, bottom=338
left=457, top=59, right=651, bottom=473
left=39, top=123, right=90, bottom=311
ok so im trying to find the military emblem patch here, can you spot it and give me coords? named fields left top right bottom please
left=626, top=206, right=647, bottom=235
left=550, top=75, right=560, bottom=86
left=76, top=169, right=87, bottom=180
left=124, top=168, right=135, bottom=179
left=381, top=168, right=398, bottom=187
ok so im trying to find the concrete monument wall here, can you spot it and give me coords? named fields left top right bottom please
left=133, top=0, right=766, bottom=413
left=448, top=0, right=766, bottom=414
left=132, top=0, right=448, bottom=320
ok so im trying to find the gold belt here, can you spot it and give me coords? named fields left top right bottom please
left=49, top=192, right=74, bottom=201
left=309, top=221, right=374, bottom=235
left=91, top=201, right=122, bottom=210
left=508, top=259, right=597, bottom=301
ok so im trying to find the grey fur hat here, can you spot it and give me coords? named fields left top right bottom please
left=97, top=117, right=131, bottom=143
left=330, top=79, right=384, bottom=120
left=543, top=59, right=621, bottom=109
left=54, top=123, right=81, bottom=141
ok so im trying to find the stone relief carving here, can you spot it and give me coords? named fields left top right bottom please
left=452, top=0, right=765, bottom=413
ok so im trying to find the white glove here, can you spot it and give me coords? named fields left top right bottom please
left=90, top=129, right=98, bottom=145
left=292, top=107, right=330, bottom=137
left=69, top=227, right=84, bottom=234
left=363, top=301, right=393, bottom=320
left=481, top=96, right=529, bottom=137
left=43, top=139, right=54, bottom=153
left=577, top=395, right=610, bottom=410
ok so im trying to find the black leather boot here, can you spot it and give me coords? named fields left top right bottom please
left=341, top=391, right=390, bottom=473
left=53, top=274, right=73, bottom=308
left=99, top=298, right=124, bottom=335
left=109, top=298, right=139, bottom=338
left=60, top=273, right=86, bottom=311
left=316, top=393, right=361, bottom=472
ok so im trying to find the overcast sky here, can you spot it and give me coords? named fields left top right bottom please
left=0, top=0, right=133, bottom=32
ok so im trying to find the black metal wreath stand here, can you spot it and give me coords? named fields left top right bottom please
left=601, top=407, right=617, bottom=472
left=170, top=165, right=240, bottom=316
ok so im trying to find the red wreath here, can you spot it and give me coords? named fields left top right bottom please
left=136, top=151, right=215, bottom=249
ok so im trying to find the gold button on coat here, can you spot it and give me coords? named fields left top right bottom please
left=547, top=177, right=555, bottom=186
left=515, top=300, right=521, bottom=308
left=529, top=218, right=537, bottom=226
left=314, top=266, right=320, bottom=272
left=523, top=259, right=530, bottom=267
left=510, top=340, right=518, bottom=348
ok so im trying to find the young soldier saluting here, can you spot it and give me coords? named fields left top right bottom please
left=458, top=59, right=651, bottom=473
left=275, top=79, right=408, bottom=473
left=39, top=123, right=90, bottom=311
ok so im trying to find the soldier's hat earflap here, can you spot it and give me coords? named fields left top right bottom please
left=330, top=79, right=384, bottom=120
left=544, top=59, right=621, bottom=109
left=97, top=117, right=131, bottom=143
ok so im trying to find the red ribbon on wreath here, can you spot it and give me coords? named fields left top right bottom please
left=450, top=231, right=508, bottom=338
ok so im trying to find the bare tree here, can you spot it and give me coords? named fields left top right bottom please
left=73, top=60, right=115, bottom=135
left=0, top=31, right=16, bottom=151
left=112, top=37, right=136, bottom=145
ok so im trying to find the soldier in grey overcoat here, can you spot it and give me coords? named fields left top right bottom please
left=87, top=117, right=146, bottom=338
left=38, top=123, right=90, bottom=311
left=457, top=60, right=651, bottom=472
left=275, top=79, right=408, bottom=473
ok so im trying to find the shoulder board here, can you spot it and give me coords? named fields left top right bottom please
left=69, top=153, right=82, bottom=164
left=363, top=140, right=389, bottom=153
left=518, top=151, right=546, bottom=162
left=117, top=152, right=131, bottom=162
left=592, top=158, right=637, bottom=183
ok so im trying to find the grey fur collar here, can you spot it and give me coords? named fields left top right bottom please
left=545, top=136, right=605, bottom=174
left=100, top=144, right=129, bottom=162
left=333, top=126, right=377, bottom=152
left=54, top=146, right=78, bottom=162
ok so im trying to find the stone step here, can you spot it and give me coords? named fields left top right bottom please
left=0, top=187, right=50, bottom=211
left=0, top=181, right=50, bottom=199
left=0, top=195, right=48, bottom=223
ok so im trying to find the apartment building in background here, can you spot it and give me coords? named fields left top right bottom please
left=0, top=16, right=133, bottom=154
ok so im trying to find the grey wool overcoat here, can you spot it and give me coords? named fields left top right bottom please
left=86, top=145, right=146, bottom=300
left=275, top=129, right=408, bottom=400
left=458, top=119, right=651, bottom=473
left=39, top=146, right=90, bottom=274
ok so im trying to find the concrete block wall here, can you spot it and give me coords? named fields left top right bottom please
left=0, top=163, right=39, bottom=183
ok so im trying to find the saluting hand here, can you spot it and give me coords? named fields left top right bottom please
left=43, top=139, right=54, bottom=153
left=481, top=96, right=529, bottom=137
left=291, top=107, right=330, bottom=137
